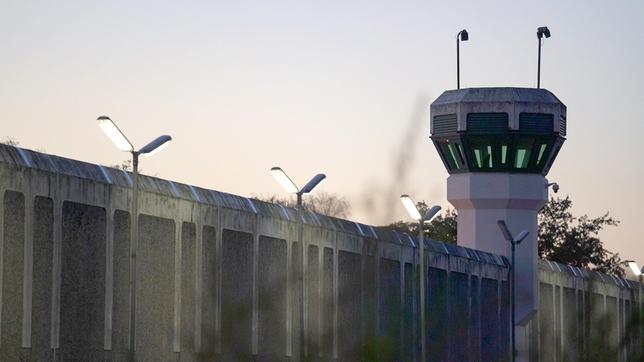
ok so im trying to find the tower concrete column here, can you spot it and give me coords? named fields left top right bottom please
left=447, top=173, right=547, bottom=323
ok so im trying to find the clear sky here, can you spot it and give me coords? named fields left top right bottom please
left=2, top=1, right=643, bottom=263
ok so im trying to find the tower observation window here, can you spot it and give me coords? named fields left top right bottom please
left=432, top=112, right=561, bottom=174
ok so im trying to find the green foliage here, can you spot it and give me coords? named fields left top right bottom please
left=538, top=196, right=623, bottom=276
left=383, top=196, right=624, bottom=276
left=384, top=201, right=458, bottom=244
left=251, top=192, right=351, bottom=219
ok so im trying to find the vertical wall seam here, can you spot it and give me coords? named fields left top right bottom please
left=317, top=234, right=323, bottom=358
left=301, top=220, right=308, bottom=358
left=0, top=188, right=4, bottom=348
left=173, top=221, right=182, bottom=353
left=251, top=214, right=259, bottom=355
left=104, top=205, right=115, bottom=350
left=398, top=243, right=405, bottom=362
left=285, top=221, right=292, bottom=357
left=332, top=231, right=338, bottom=359
left=22, top=190, right=34, bottom=348
left=194, top=214, right=203, bottom=353
left=50, top=179, right=62, bottom=351
left=214, top=208, right=222, bottom=354
left=375, top=241, right=380, bottom=336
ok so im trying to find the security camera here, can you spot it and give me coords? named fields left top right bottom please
left=546, top=182, right=559, bottom=193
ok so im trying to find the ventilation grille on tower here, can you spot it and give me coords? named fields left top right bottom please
left=466, top=113, right=509, bottom=134
left=432, top=114, right=457, bottom=134
left=560, top=114, right=567, bottom=136
left=519, top=113, right=554, bottom=134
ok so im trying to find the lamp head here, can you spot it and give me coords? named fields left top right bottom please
left=139, top=135, right=172, bottom=156
left=515, top=230, right=530, bottom=244
left=627, top=261, right=642, bottom=276
left=270, top=167, right=299, bottom=194
left=497, top=220, right=513, bottom=242
left=537, top=26, right=551, bottom=39
left=423, top=205, right=442, bottom=222
left=96, top=116, right=134, bottom=152
left=400, top=195, right=422, bottom=221
left=301, top=174, right=326, bottom=194
left=459, top=29, right=469, bottom=41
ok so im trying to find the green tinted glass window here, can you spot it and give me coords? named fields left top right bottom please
left=457, top=144, right=466, bottom=164
left=536, top=143, right=548, bottom=164
left=487, top=146, right=493, bottom=168
left=515, top=138, right=535, bottom=168
left=437, top=141, right=457, bottom=170
left=447, top=144, right=461, bottom=170
left=474, top=149, right=482, bottom=168
left=468, top=138, right=494, bottom=170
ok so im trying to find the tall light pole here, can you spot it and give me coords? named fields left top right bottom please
left=400, top=195, right=441, bottom=362
left=627, top=260, right=643, bottom=359
left=271, top=167, right=325, bottom=359
left=537, top=26, right=551, bottom=89
left=97, top=116, right=171, bottom=361
left=497, top=220, right=529, bottom=362
left=456, top=29, right=469, bottom=90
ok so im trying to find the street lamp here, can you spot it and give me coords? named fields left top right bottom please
left=497, top=220, right=529, bottom=362
left=456, top=29, right=469, bottom=90
left=626, top=259, right=643, bottom=358
left=270, top=166, right=325, bottom=359
left=400, top=195, right=441, bottom=362
left=627, top=261, right=643, bottom=277
left=97, top=115, right=171, bottom=359
left=270, top=167, right=326, bottom=209
left=536, top=26, right=551, bottom=89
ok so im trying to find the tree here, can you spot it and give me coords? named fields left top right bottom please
left=383, top=201, right=458, bottom=244
left=251, top=192, right=351, bottom=219
left=382, top=196, right=624, bottom=276
left=1, top=137, right=19, bottom=146
left=109, top=159, right=133, bottom=171
left=538, top=196, right=622, bottom=276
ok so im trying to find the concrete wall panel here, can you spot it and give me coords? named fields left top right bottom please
left=31, top=196, right=53, bottom=361
left=111, top=209, right=130, bottom=361
left=257, top=236, right=287, bottom=358
left=135, top=214, right=175, bottom=360
left=59, top=201, right=106, bottom=360
left=1, top=191, right=25, bottom=360
left=180, top=222, right=196, bottom=360
left=221, top=229, right=253, bottom=358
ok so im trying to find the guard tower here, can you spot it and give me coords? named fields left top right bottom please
left=430, top=88, right=566, bottom=327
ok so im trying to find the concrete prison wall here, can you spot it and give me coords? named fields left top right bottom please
left=0, top=144, right=511, bottom=361
left=530, top=260, right=642, bottom=362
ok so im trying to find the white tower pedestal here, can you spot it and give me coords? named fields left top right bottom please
left=447, top=173, right=547, bottom=324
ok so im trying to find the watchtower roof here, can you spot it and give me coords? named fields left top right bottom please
left=431, top=87, right=564, bottom=107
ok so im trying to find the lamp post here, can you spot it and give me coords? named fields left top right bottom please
left=497, top=220, right=529, bottom=362
left=400, top=195, right=441, bottom=362
left=456, top=29, right=469, bottom=90
left=270, top=167, right=325, bottom=359
left=97, top=116, right=171, bottom=360
left=536, top=26, right=551, bottom=89
left=627, top=261, right=643, bottom=358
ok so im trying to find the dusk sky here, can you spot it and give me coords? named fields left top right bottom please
left=2, top=1, right=643, bottom=263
